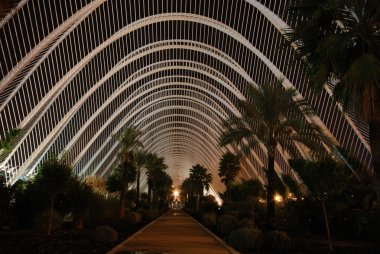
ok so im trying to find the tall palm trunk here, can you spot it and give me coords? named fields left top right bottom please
left=136, top=168, right=140, bottom=207
left=196, top=186, right=203, bottom=211
left=148, top=180, right=152, bottom=204
left=266, top=143, right=276, bottom=228
left=48, top=195, right=54, bottom=236
left=196, top=193, right=200, bottom=211
left=119, top=181, right=127, bottom=219
left=321, top=200, right=333, bottom=253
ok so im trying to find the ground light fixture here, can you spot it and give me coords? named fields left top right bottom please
left=274, top=194, right=283, bottom=203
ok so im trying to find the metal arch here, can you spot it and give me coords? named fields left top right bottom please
left=0, top=1, right=107, bottom=101
left=141, top=123, right=220, bottom=147
left=0, top=11, right=317, bottom=159
left=63, top=73, right=238, bottom=155
left=90, top=117, right=222, bottom=178
left=148, top=143, right=216, bottom=172
left=140, top=119, right=221, bottom=151
left=6, top=14, right=249, bottom=130
left=146, top=136, right=218, bottom=167
left=246, top=0, right=370, bottom=151
left=2, top=0, right=367, bottom=155
left=148, top=142, right=225, bottom=191
left=7, top=13, right=338, bottom=165
left=88, top=104, right=264, bottom=184
left=140, top=124, right=259, bottom=183
left=75, top=101, right=225, bottom=176
left=4, top=61, right=240, bottom=183
left=3, top=58, right=238, bottom=167
left=148, top=143, right=215, bottom=170
left=142, top=131, right=227, bottom=187
left=75, top=98, right=226, bottom=174
left=142, top=127, right=219, bottom=152
left=82, top=113, right=223, bottom=178
left=0, top=0, right=278, bottom=102
left=93, top=120, right=259, bottom=188
left=147, top=144, right=221, bottom=190
left=142, top=129, right=221, bottom=162
left=0, top=1, right=368, bottom=187
left=0, top=0, right=29, bottom=29
left=2, top=13, right=335, bottom=181
left=67, top=85, right=231, bottom=169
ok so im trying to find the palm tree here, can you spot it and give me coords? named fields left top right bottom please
left=285, top=0, right=380, bottom=208
left=35, top=155, right=72, bottom=235
left=133, top=149, right=148, bottom=207
left=156, top=171, right=173, bottom=206
left=146, top=153, right=168, bottom=207
left=218, top=151, right=240, bottom=199
left=106, top=163, right=136, bottom=193
left=289, top=157, right=352, bottom=253
left=220, top=79, right=319, bottom=227
left=113, top=125, right=142, bottom=219
left=181, top=177, right=195, bottom=207
left=189, top=164, right=213, bottom=211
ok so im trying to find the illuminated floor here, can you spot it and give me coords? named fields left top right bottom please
left=108, top=209, right=237, bottom=254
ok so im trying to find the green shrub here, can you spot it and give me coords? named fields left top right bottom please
left=217, top=214, right=239, bottom=236
left=267, top=230, right=293, bottom=252
left=33, top=210, right=62, bottom=233
left=142, top=208, right=160, bottom=221
left=202, top=213, right=217, bottom=227
left=201, top=195, right=219, bottom=212
left=124, top=211, right=142, bottom=226
left=131, top=212, right=142, bottom=223
left=239, top=218, right=254, bottom=229
left=92, top=225, right=118, bottom=243
left=228, top=228, right=265, bottom=251
left=84, top=195, right=118, bottom=227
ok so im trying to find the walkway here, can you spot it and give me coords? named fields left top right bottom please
left=108, top=209, right=238, bottom=254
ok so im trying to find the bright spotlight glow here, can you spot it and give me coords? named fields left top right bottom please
left=274, top=194, right=283, bottom=203
left=288, top=192, right=297, bottom=201
left=173, top=190, right=179, bottom=197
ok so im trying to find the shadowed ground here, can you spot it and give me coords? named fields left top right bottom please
left=108, top=209, right=237, bottom=254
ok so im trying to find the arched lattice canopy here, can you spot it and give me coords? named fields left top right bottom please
left=0, top=0, right=372, bottom=196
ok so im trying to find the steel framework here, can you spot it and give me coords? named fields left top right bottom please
left=0, top=0, right=371, bottom=195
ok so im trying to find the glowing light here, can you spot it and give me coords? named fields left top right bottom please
left=274, top=194, right=283, bottom=203
left=288, top=192, right=297, bottom=201
left=173, top=190, right=179, bottom=197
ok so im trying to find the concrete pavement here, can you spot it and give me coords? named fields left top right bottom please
left=108, top=209, right=238, bottom=254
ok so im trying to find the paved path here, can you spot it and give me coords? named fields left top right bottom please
left=108, top=209, right=238, bottom=254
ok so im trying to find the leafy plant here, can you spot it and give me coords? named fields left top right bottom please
left=220, top=79, right=322, bottom=228
left=34, top=155, right=72, bottom=235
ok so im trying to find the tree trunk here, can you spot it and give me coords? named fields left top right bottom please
left=226, top=182, right=231, bottom=202
left=251, top=203, right=255, bottom=228
left=74, top=214, right=84, bottom=230
left=136, top=168, right=140, bottom=207
left=119, top=182, right=127, bottom=219
left=148, top=181, right=152, bottom=204
left=369, top=110, right=380, bottom=217
left=321, top=200, right=333, bottom=253
left=266, top=144, right=276, bottom=229
left=196, top=193, right=200, bottom=211
left=152, top=182, right=157, bottom=207
left=48, top=196, right=54, bottom=236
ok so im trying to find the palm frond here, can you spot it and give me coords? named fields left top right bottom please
left=239, top=137, right=261, bottom=157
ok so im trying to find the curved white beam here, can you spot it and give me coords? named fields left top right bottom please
left=76, top=98, right=225, bottom=176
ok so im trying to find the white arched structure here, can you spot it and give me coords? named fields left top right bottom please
left=0, top=0, right=372, bottom=197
